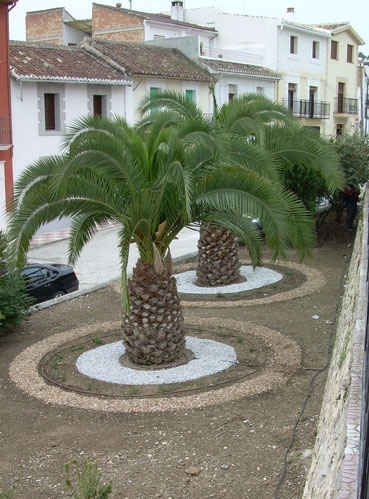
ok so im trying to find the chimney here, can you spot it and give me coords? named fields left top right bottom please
left=286, top=7, right=295, bottom=21
left=171, top=1, right=184, bottom=22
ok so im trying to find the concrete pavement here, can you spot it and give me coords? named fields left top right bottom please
left=28, top=226, right=199, bottom=291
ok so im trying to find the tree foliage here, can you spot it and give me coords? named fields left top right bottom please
left=0, top=231, right=33, bottom=333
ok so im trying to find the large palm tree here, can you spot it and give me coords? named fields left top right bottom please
left=139, top=91, right=343, bottom=286
left=7, top=113, right=314, bottom=365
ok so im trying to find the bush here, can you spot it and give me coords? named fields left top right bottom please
left=0, top=483, right=15, bottom=499
left=324, top=133, right=369, bottom=222
left=281, top=164, right=326, bottom=212
left=65, top=458, right=112, bottom=499
left=0, top=231, right=33, bottom=333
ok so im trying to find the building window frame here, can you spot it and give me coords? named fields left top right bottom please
left=331, top=40, right=339, bottom=60
left=87, top=85, right=111, bottom=118
left=312, top=41, right=320, bottom=59
left=228, top=84, right=238, bottom=102
left=347, top=44, right=354, bottom=63
left=290, top=35, right=298, bottom=55
left=37, top=83, right=65, bottom=136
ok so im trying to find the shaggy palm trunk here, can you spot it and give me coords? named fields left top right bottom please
left=122, top=260, right=185, bottom=366
left=196, top=224, right=240, bottom=286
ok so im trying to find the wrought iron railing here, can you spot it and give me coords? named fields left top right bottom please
left=335, top=97, right=358, bottom=114
left=283, top=99, right=330, bottom=119
left=0, top=116, right=12, bottom=145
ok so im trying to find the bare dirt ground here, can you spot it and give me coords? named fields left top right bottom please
left=0, top=223, right=354, bottom=499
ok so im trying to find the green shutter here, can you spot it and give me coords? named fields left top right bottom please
left=185, top=89, right=194, bottom=102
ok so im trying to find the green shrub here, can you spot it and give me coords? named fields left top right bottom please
left=0, top=231, right=33, bottom=333
left=65, top=458, right=112, bottom=499
left=0, top=483, right=15, bottom=499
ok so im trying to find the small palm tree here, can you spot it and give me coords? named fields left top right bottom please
left=7, top=114, right=314, bottom=365
left=139, top=91, right=343, bottom=286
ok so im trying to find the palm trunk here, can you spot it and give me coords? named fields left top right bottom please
left=196, top=224, right=240, bottom=286
left=122, top=260, right=185, bottom=365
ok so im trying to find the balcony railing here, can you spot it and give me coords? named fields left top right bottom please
left=201, top=47, right=264, bottom=66
left=283, top=99, right=330, bottom=119
left=335, top=97, right=358, bottom=114
left=0, top=116, right=12, bottom=146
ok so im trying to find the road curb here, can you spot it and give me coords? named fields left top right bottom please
left=31, top=251, right=198, bottom=311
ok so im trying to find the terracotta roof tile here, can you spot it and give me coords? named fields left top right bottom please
left=201, top=58, right=280, bottom=79
left=9, top=40, right=130, bottom=84
left=86, top=39, right=214, bottom=81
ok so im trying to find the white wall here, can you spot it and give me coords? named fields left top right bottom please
left=11, top=80, right=128, bottom=181
left=214, top=74, right=276, bottom=108
left=185, top=8, right=279, bottom=68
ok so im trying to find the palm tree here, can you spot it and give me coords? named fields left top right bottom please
left=139, top=91, right=343, bottom=286
left=7, top=113, right=314, bottom=365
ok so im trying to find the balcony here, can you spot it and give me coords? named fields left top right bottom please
left=283, top=99, right=330, bottom=119
left=200, top=46, right=264, bottom=66
left=334, top=97, right=358, bottom=114
left=0, top=116, right=12, bottom=147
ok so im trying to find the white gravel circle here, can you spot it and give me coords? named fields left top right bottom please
left=76, top=336, right=237, bottom=385
left=174, top=265, right=282, bottom=294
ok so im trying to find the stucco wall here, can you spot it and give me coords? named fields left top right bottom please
left=303, top=188, right=368, bottom=498
left=10, top=80, right=127, bottom=181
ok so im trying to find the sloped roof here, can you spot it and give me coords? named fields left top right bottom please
left=313, top=22, right=365, bottom=45
left=202, top=58, right=280, bottom=79
left=93, top=3, right=216, bottom=32
left=281, top=20, right=331, bottom=37
left=9, top=41, right=131, bottom=85
left=84, top=39, right=214, bottom=81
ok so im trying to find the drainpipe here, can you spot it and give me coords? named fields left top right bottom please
left=276, top=20, right=284, bottom=102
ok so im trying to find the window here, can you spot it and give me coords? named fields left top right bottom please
left=331, top=40, right=338, bottom=60
left=288, top=83, right=297, bottom=112
left=44, top=93, right=56, bottom=130
left=38, top=83, right=65, bottom=135
left=337, top=82, right=345, bottom=113
left=256, top=87, right=265, bottom=95
left=336, top=124, right=344, bottom=136
left=312, top=41, right=320, bottom=59
left=185, top=89, right=195, bottom=102
left=290, top=36, right=298, bottom=55
left=153, top=34, right=165, bottom=40
left=88, top=86, right=111, bottom=118
left=93, top=95, right=107, bottom=117
left=347, top=44, right=353, bottom=63
left=309, top=86, right=317, bottom=119
left=228, top=84, right=237, bottom=101
left=150, top=87, right=161, bottom=113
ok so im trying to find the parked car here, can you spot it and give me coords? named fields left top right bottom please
left=21, top=263, right=79, bottom=303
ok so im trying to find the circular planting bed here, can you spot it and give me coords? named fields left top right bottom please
left=9, top=317, right=301, bottom=413
left=173, top=260, right=325, bottom=307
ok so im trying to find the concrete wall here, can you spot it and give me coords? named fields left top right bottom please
left=303, top=188, right=368, bottom=498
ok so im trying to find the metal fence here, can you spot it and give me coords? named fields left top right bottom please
left=283, top=99, right=330, bottom=119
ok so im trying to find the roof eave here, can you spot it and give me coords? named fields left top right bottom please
left=331, top=25, right=365, bottom=45
left=10, top=71, right=132, bottom=86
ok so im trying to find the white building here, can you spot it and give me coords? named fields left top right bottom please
left=185, top=7, right=365, bottom=136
